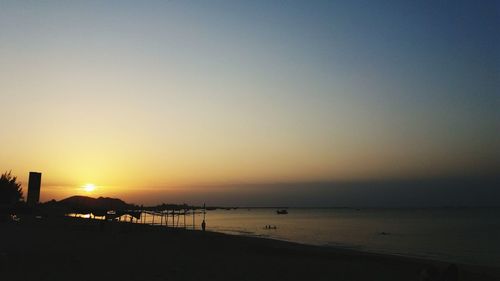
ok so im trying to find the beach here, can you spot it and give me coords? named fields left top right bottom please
left=1, top=217, right=499, bottom=281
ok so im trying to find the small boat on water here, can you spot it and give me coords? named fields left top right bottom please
left=276, top=209, right=288, bottom=215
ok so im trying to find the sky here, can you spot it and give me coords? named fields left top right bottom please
left=0, top=0, right=498, bottom=206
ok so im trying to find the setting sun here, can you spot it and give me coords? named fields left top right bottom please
left=83, top=184, right=96, bottom=193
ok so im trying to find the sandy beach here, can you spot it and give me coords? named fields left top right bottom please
left=1, top=217, right=499, bottom=281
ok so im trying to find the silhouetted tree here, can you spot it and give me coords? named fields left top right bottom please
left=0, top=171, right=23, bottom=205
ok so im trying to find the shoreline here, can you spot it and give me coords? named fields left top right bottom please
left=232, top=232, right=489, bottom=270
left=2, top=217, right=499, bottom=281
left=212, top=229, right=500, bottom=274
left=202, top=223, right=498, bottom=269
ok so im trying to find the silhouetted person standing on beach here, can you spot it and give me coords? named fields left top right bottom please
left=201, top=203, right=206, bottom=231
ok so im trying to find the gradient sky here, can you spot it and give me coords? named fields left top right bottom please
left=0, top=1, right=498, bottom=206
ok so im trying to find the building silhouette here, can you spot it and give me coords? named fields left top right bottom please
left=27, top=172, right=42, bottom=206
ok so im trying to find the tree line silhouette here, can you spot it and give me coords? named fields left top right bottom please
left=0, top=171, right=23, bottom=205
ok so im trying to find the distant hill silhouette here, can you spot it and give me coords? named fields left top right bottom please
left=47, top=196, right=135, bottom=212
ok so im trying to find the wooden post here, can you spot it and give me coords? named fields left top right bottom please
left=152, top=213, right=155, bottom=225
left=177, top=210, right=180, bottom=227
left=192, top=209, right=195, bottom=230
left=203, top=203, right=206, bottom=221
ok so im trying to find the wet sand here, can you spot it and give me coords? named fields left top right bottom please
left=1, top=217, right=499, bottom=281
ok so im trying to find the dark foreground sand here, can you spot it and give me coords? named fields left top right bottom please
left=1, top=217, right=499, bottom=281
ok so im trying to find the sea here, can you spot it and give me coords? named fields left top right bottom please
left=72, top=207, right=500, bottom=267
left=201, top=207, right=500, bottom=268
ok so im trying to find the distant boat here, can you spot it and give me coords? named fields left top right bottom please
left=276, top=209, right=288, bottom=215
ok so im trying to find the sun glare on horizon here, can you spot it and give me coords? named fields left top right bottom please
left=83, top=183, right=96, bottom=193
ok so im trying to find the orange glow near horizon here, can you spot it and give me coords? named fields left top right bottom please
left=5, top=138, right=498, bottom=204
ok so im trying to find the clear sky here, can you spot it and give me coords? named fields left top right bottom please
left=0, top=0, right=498, bottom=206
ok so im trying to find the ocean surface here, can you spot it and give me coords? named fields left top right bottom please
left=72, top=207, right=500, bottom=267
left=201, top=208, right=500, bottom=268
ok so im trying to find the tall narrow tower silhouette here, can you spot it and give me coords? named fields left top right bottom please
left=27, top=172, right=42, bottom=206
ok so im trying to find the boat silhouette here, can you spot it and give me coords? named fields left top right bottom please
left=276, top=209, right=288, bottom=215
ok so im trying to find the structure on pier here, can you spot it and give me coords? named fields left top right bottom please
left=107, top=207, right=206, bottom=230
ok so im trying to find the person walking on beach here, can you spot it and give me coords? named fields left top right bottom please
left=201, top=219, right=206, bottom=231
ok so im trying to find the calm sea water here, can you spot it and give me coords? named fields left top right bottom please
left=201, top=208, right=500, bottom=268
left=72, top=207, right=500, bottom=267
